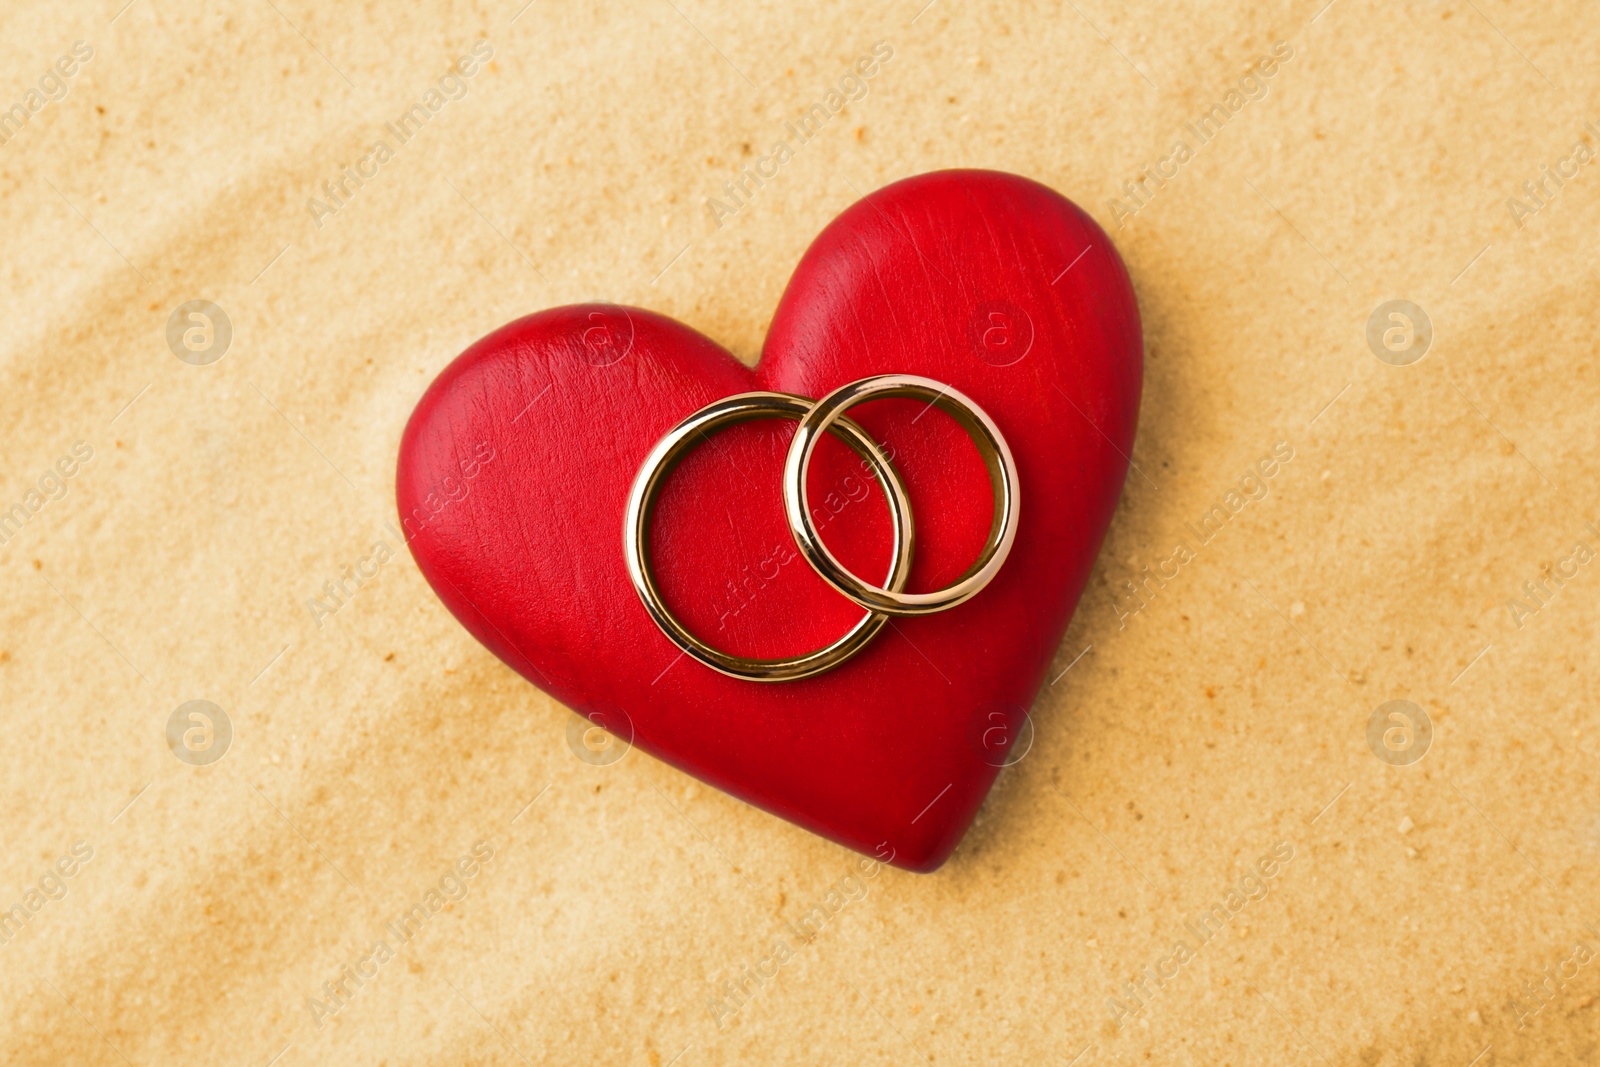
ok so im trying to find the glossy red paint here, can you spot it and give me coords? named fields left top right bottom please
left=397, top=170, right=1142, bottom=871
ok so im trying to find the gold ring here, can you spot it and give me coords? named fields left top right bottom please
left=783, top=374, right=1019, bottom=616
left=624, top=392, right=914, bottom=682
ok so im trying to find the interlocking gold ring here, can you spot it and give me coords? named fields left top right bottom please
left=624, top=392, right=914, bottom=682
left=783, top=374, right=1019, bottom=616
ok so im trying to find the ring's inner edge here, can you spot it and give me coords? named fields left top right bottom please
left=639, top=397, right=910, bottom=674
left=798, top=384, right=1009, bottom=599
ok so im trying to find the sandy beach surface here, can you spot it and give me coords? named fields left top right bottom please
left=2, top=1, right=1599, bottom=1063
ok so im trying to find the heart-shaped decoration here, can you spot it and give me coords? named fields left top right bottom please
left=397, top=170, right=1141, bottom=871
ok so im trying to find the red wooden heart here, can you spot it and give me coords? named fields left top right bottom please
left=397, top=170, right=1141, bottom=871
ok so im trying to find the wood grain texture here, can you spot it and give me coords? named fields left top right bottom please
left=397, top=171, right=1142, bottom=871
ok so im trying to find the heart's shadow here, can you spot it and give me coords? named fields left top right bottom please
left=941, top=249, right=1211, bottom=877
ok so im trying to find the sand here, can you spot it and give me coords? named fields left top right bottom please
left=2, top=1, right=1598, bottom=1063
